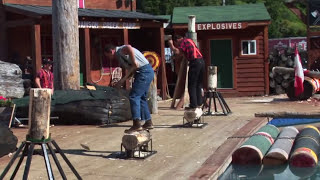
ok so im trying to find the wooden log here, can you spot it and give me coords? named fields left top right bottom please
left=263, top=126, right=299, bottom=165
left=148, top=73, right=158, bottom=114
left=52, top=0, right=80, bottom=90
left=282, top=73, right=291, bottom=80
left=269, top=79, right=276, bottom=88
left=208, top=66, right=217, bottom=90
left=184, top=108, right=202, bottom=123
left=170, top=56, right=188, bottom=109
left=28, top=88, right=51, bottom=140
left=232, top=125, right=280, bottom=165
left=289, top=125, right=320, bottom=167
left=286, top=77, right=320, bottom=100
left=275, top=84, right=285, bottom=94
left=281, top=79, right=290, bottom=88
left=122, top=130, right=151, bottom=150
left=255, top=112, right=320, bottom=118
left=273, top=66, right=320, bottom=79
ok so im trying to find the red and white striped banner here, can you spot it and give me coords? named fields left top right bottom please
left=294, top=47, right=304, bottom=97
left=78, top=0, right=85, bottom=8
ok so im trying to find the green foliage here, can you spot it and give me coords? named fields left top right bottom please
left=137, top=0, right=307, bottom=38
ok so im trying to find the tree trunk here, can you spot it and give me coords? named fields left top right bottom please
left=52, top=0, right=80, bottom=90
left=122, top=130, right=151, bottom=150
left=28, top=88, right=51, bottom=140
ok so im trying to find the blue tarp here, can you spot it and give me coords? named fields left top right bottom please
left=268, top=118, right=320, bottom=127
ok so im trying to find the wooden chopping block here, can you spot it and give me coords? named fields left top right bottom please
left=122, top=130, right=151, bottom=150
left=184, top=108, right=203, bottom=123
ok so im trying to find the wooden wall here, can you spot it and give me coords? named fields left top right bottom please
left=173, top=25, right=269, bottom=97
left=2, top=0, right=136, bottom=10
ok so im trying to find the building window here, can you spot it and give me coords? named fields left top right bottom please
left=241, top=40, right=256, bottom=55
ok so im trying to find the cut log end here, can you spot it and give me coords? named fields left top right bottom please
left=232, top=146, right=263, bottom=165
left=122, top=130, right=151, bottom=150
left=263, top=152, right=288, bottom=165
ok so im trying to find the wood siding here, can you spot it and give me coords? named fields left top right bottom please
left=2, top=0, right=136, bottom=10
left=173, top=25, right=269, bottom=97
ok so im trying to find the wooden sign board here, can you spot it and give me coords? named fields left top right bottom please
left=0, top=104, right=16, bottom=128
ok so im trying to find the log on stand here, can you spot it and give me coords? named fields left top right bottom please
left=0, top=88, right=82, bottom=180
left=121, top=130, right=155, bottom=159
left=28, top=88, right=51, bottom=140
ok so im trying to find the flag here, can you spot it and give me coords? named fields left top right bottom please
left=294, top=47, right=304, bottom=97
left=78, top=0, right=85, bottom=8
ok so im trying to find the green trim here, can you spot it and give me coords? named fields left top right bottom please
left=172, top=3, right=270, bottom=24
left=26, top=136, right=51, bottom=143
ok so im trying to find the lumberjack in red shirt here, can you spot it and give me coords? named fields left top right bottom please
left=168, top=35, right=205, bottom=109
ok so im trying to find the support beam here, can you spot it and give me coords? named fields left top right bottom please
left=0, top=5, right=7, bottom=60
left=31, top=24, right=42, bottom=80
left=264, top=26, right=269, bottom=95
left=123, top=29, right=131, bottom=89
left=84, top=28, right=91, bottom=84
left=159, top=27, right=168, bottom=99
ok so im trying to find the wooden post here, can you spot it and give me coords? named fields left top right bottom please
left=0, top=4, right=7, bottom=60
left=52, top=0, right=80, bottom=90
left=31, top=24, right=42, bottom=80
left=28, top=89, right=51, bottom=140
left=208, top=66, right=217, bottom=90
left=122, top=130, right=151, bottom=150
left=170, top=56, right=188, bottom=109
left=148, top=74, right=158, bottom=114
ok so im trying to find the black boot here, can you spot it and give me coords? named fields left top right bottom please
left=142, top=120, right=154, bottom=130
left=124, top=120, right=143, bottom=133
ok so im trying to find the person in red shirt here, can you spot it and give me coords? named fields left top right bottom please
left=35, top=59, right=54, bottom=94
left=168, top=35, right=205, bottom=109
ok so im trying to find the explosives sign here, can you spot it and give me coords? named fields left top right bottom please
left=196, top=22, right=248, bottom=31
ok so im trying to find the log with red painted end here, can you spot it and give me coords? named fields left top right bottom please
left=232, top=125, right=280, bottom=165
left=289, top=125, right=320, bottom=167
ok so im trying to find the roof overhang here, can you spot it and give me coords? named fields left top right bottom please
left=4, top=3, right=168, bottom=23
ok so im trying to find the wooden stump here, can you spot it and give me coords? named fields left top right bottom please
left=28, top=88, right=51, bottom=140
left=184, top=109, right=202, bottom=123
left=122, top=130, right=151, bottom=151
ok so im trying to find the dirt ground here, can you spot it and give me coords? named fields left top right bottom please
left=0, top=94, right=319, bottom=180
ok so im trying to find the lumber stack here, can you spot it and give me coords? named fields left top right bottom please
left=268, top=48, right=307, bottom=95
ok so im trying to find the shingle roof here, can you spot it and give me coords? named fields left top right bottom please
left=4, top=3, right=168, bottom=22
left=172, top=3, right=270, bottom=24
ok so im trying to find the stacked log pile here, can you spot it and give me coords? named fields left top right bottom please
left=0, top=61, right=25, bottom=98
left=268, top=48, right=307, bottom=95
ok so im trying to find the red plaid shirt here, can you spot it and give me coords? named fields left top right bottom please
left=37, top=69, right=54, bottom=89
left=178, top=38, right=203, bottom=60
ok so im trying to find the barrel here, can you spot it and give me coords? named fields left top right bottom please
left=289, top=125, right=320, bottom=167
left=263, top=126, right=299, bottom=165
left=232, top=124, right=280, bottom=165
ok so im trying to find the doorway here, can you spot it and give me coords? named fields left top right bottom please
left=210, top=39, right=233, bottom=88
